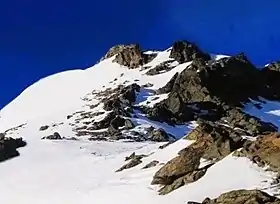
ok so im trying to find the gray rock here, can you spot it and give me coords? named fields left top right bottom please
left=39, top=125, right=49, bottom=131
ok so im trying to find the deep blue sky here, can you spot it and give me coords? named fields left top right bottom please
left=1, top=0, right=280, bottom=108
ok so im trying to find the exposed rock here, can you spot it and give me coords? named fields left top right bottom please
left=144, top=99, right=194, bottom=124
left=119, top=83, right=140, bottom=105
left=157, top=72, right=179, bottom=94
left=0, top=136, right=26, bottom=162
left=102, top=44, right=156, bottom=69
left=142, top=160, right=159, bottom=169
left=186, top=120, right=245, bottom=161
left=261, top=62, right=280, bottom=100
left=39, top=125, right=49, bottom=131
left=108, top=115, right=126, bottom=133
left=189, top=189, right=280, bottom=204
left=142, top=83, right=153, bottom=88
left=235, top=133, right=280, bottom=172
left=159, top=167, right=208, bottom=195
left=148, top=128, right=172, bottom=142
left=169, top=53, right=260, bottom=106
left=221, top=108, right=277, bottom=135
left=124, top=119, right=135, bottom=129
left=169, top=40, right=211, bottom=63
left=159, top=141, right=174, bottom=149
left=151, top=143, right=205, bottom=185
left=0, top=133, right=5, bottom=140
left=146, top=60, right=175, bottom=76
left=42, top=132, right=62, bottom=140
left=125, top=152, right=147, bottom=161
left=116, top=157, right=142, bottom=172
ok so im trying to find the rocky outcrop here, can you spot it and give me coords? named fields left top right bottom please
left=116, top=157, right=142, bottom=172
left=147, top=53, right=279, bottom=134
left=151, top=119, right=255, bottom=194
left=186, top=120, right=245, bottom=161
left=261, top=62, right=280, bottom=100
left=166, top=53, right=260, bottom=106
left=147, top=128, right=173, bottom=142
left=116, top=152, right=148, bottom=172
left=157, top=72, right=179, bottom=94
left=0, top=134, right=26, bottom=162
left=151, top=142, right=205, bottom=185
left=102, top=44, right=157, bottom=69
left=146, top=60, right=175, bottom=76
left=170, top=40, right=211, bottom=63
left=221, top=108, right=277, bottom=135
left=159, top=167, right=208, bottom=195
left=235, top=133, right=280, bottom=173
left=188, top=189, right=280, bottom=204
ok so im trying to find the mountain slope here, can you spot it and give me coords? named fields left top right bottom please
left=1, top=41, right=280, bottom=204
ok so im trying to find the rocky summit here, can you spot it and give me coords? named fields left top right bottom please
left=2, top=40, right=280, bottom=203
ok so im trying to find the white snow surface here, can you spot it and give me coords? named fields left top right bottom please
left=0, top=48, right=280, bottom=203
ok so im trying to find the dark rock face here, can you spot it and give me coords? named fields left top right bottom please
left=168, top=53, right=260, bottom=106
left=235, top=133, right=280, bottom=173
left=148, top=53, right=279, bottom=134
left=261, top=62, right=280, bottom=100
left=0, top=135, right=26, bottom=162
left=102, top=44, right=157, bottom=69
left=169, top=40, right=211, bottom=63
left=42, top=132, right=62, bottom=140
left=189, top=189, right=280, bottom=204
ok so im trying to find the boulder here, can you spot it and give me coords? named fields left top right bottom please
left=42, top=132, right=62, bottom=140
left=124, top=119, right=135, bottom=129
left=39, top=125, right=49, bottom=131
left=151, top=143, right=205, bottom=185
left=142, top=160, right=159, bottom=169
left=159, top=168, right=207, bottom=195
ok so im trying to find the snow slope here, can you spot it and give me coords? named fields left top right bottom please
left=1, top=48, right=280, bottom=203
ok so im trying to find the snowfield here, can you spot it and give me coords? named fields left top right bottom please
left=0, top=48, right=280, bottom=204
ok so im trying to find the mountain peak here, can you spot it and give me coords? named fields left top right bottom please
left=1, top=40, right=280, bottom=203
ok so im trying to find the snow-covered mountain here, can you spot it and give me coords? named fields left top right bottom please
left=1, top=41, right=280, bottom=204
